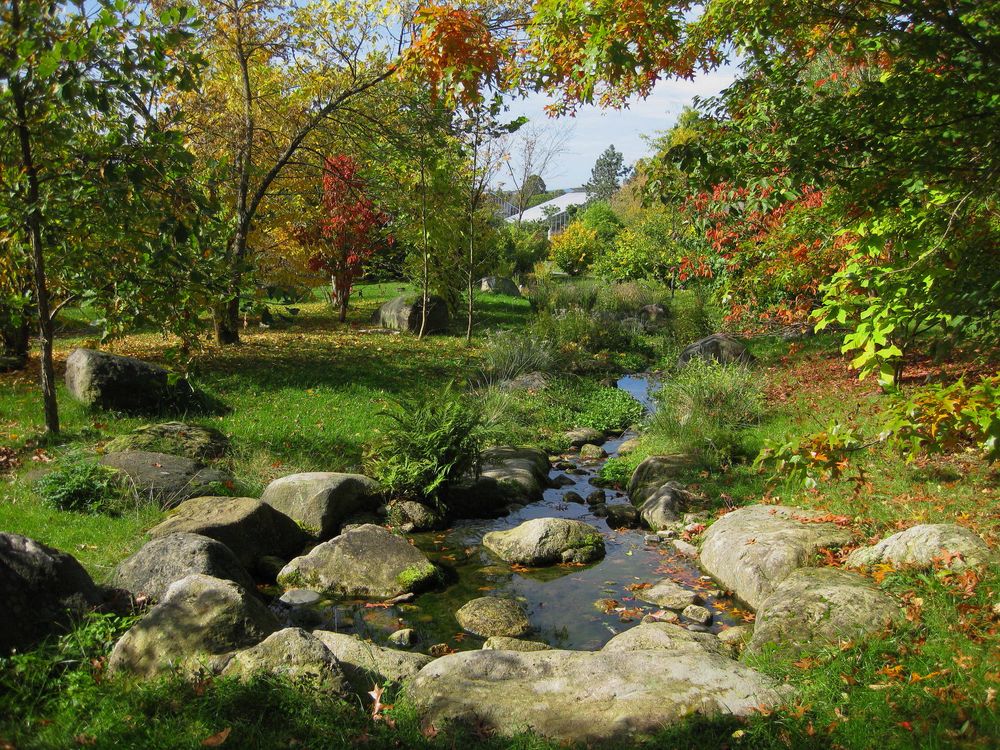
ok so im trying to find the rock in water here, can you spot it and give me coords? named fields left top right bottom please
left=748, top=567, right=903, bottom=657
left=409, top=646, right=783, bottom=744
left=477, top=447, right=551, bottom=504
left=846, top=524, right=993, bottom=570
left=676, top=334, right=754, bottom=368
left=636, top=482, right=694, bottom=530
left=456, top=597, right=531, bottom=638
left=109, top=574, right=279, bottom=677
left=602, top=621, right=726, bottom=657
left=221, top=627, right=347, bottom=695
left=0, top=533, right=100, bottom=654
left=374, top=295, right=449, bottom=334
left=634, top=579, right=699, bottom=610
left=65, top=348, right=193, bottom=412
left=99, top=451, right=233, bottom=509
left=699, top=505, right=852, bottom=609
left=627, top=455, right=693, bottom=505
left=261, top=472, right=382, bottom=539
left=565, top=427, right=604, bottom=449
left=105, top=422, right=230, bottom=461
left=277, top=524, right=437, bottom=598
left=483, top=518, right=605, bottom=566
left=111, top=533, right=255, bottom=601
left=149, top=496, right=308, bottom=571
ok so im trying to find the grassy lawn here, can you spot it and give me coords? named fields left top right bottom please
left=2, top=283, right=998, bottom=749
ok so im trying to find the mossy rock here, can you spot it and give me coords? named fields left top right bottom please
left=105, top=422, right=230, bottom=461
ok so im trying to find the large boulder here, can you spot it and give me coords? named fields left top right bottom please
left=65, top=348, right=193, bottom=412
left=99, top=451, right=233, bottom=509
left=261, top=472, right=382, bottom=539
left=0, top=533, right=101, bottom=654
left=627, top=455, right=693, bottom=505
left=221, top=627, right=348, bottom=695
left=105, top=422, right=230, bottom=461
left=277, top=524, right=437, bottom=599
left=409, top=646, right=783, bottom=744
left=455, top=597, right=531, bottom=638
left=108, top=574, right=280, bottom=677
left=312, top=630, right=433, bottom=689
left=635, top=482, right=695, bottom=530
left=443, top=475, right=517, bottom=519
left=478, top=447, right=550, bottom=503
left=602, top=621, right=727, bottom=657
left=479, top=277, right=521, bottom=297
left=482, top=637, right=551, bottom=652
left=110, top=533, right=255, bottom=601
left=374, top=295, right=449, bottom=334
left=483, top=518, right=605, bottom=566
left=699, top=505, right=853, bottom=609
left=676, top=334, right=754, bottom=368
left=149, top=496, right=309, bottom=571
left=748, top=567, right=903, bottom=657
left=846, top=524, right=993, bottom=570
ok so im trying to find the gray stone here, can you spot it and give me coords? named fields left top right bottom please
left=482, top=636, right=551, bottom=652
left=483, top=518, right=605, bottom=566
left=261, top=472, right=381, bottom=539
left=105, top=422, right=230, bottom=461
left=628, top=455, right=693, bottom=505
left=585, top=489, right=607, bottom=505
left=221, top=627, right=347, bottom=695
left=456, top=597, right=531, bottom=638
left=479, top=447, right=550, bottom=503
left=638, top=304, right=669, bottom=330
left=617, top=438, right=640, bottom=455
left=388, top=628, right=417, bottom=647
left=551, top=474, right=574, bottom=487
left=0, top=533, right=101, bottom=654
left=563, top=491, right=585, bottom=504
left=409, top=646, right=782, bottom=744
left=602, top=621, right=726, bottom=657
left=579, top=444, right=607, bottom=460
left=374, top=295, right=449, bottom=334
left=110, top=533, right=254, bottom=601
left=278, top=589, right=321, bottom=607
left=605, top=503, right=640, bottom=528
left=387, top=500, right=443, bottom=532
left=699, top=505, right=853, bottom=609
left=672, top=540, right=698, bottom=557
left=636, top=481, right=694, bottom=530
left=312, top=630, right=432, bottom=688
left=65, top=348, right=194, bottom=412
left=846, top=524, right=993, bottom=570
left=100, top=451, right=233, bottom=510
left=565, top=427, right=604, bottom=448
left=635, top=579, right=699, bottom=610
left=445, top=475, right=518, bottom=518
left=677, top=334, right=755, bottom=368
left=150, top=496, right=308, bottom=571
left=479, top=277, right=521, bottom=297
left=108, top=574, right=280, bottom=677
left=717, top=625, right=752, bottom=656
left=498, top=371, right=547, bottom=392
left=682, top=604, right=712, bottom=625
left=278, top=524, right=437, bottom=599
left=748, top=567, right=903, bottom=657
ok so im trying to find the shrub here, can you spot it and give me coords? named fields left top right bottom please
left=649, top=359, right=765, bottom=464
left=500, top=221, right=550, bottom=277
left=477, top=329, right=556, bottom=386
left=594, top=280, right=669, bottom=317
left=363, top=386, right=482, bottom=509
left=578, top=201, right=623, bottom=244
left=577, top=387, right=645, bottom=433
left=34, top=453, right=134, bottom=514
left=548, top=223, right=601, bottom=276
left=532, top=308, right=642, bottom=367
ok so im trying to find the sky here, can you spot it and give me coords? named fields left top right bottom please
left=499, top=66, right=737, bottom=191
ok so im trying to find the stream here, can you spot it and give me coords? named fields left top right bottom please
left=282, top=374, right=741, bottom=651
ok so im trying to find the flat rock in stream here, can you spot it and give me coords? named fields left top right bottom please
left=748, top=567, right=903, bottom=657
left=456, top=597, right=531, bottom=638
left=409, top=645, right=783, bottom=744
left=699, top=505, right=852, bottom=609
left=483, top=518, right=605, bottom=566
left=602, top=621, right=726, bottom=657
left=277, top=524, right=437, bottom=599
left=634, top=579, right=699, bottom=610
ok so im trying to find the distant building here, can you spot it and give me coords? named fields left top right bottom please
left=506, top=190, right=588, bottom=237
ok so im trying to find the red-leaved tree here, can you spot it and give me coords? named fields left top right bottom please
left=305, top=155, right=389, bottom=322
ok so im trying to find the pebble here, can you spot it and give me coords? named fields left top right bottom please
left=643, top=534, right=660, bottom=544
left=671, top=540, right=698, bottom=557
left=563, top=491, right=585, bottom=504
left=279, top=588, right=321, bottom=607
left=586, top=490, right=607, bottom=505
left=656, top=529, right=678, bottom=539
left=388, top=628, right=417, bottom=647
left=686, top=623, right=712, bottom=633
left=682, top=604, right=713, bottom=625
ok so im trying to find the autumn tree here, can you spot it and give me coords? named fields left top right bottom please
left=0, top=0, right=204, bottom=433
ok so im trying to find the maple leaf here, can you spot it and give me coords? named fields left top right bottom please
left=201, top=728, right=231, bottom=747
left=369, top=684, right=394, bottom=722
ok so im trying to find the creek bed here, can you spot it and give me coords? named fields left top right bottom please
left=280, top=374, right=743, bottom=652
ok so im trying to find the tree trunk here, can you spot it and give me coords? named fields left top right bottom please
left=418, top=158, right=429, bottom=340
left=10, top=39, right=59, bottom=432
left=339, top=296, right=348, bottom=323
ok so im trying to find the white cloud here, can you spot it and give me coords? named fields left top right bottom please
left=500, top=67, right=737, bottom=189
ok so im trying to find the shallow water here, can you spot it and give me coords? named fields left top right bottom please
left=285, top=374, right=743, bottom=652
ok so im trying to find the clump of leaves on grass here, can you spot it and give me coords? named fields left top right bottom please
left=34, top=452, right=136, bottom=515
left=363, top=385, right=482, bottom=510
left=577, top=387, right=645, bottom=434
